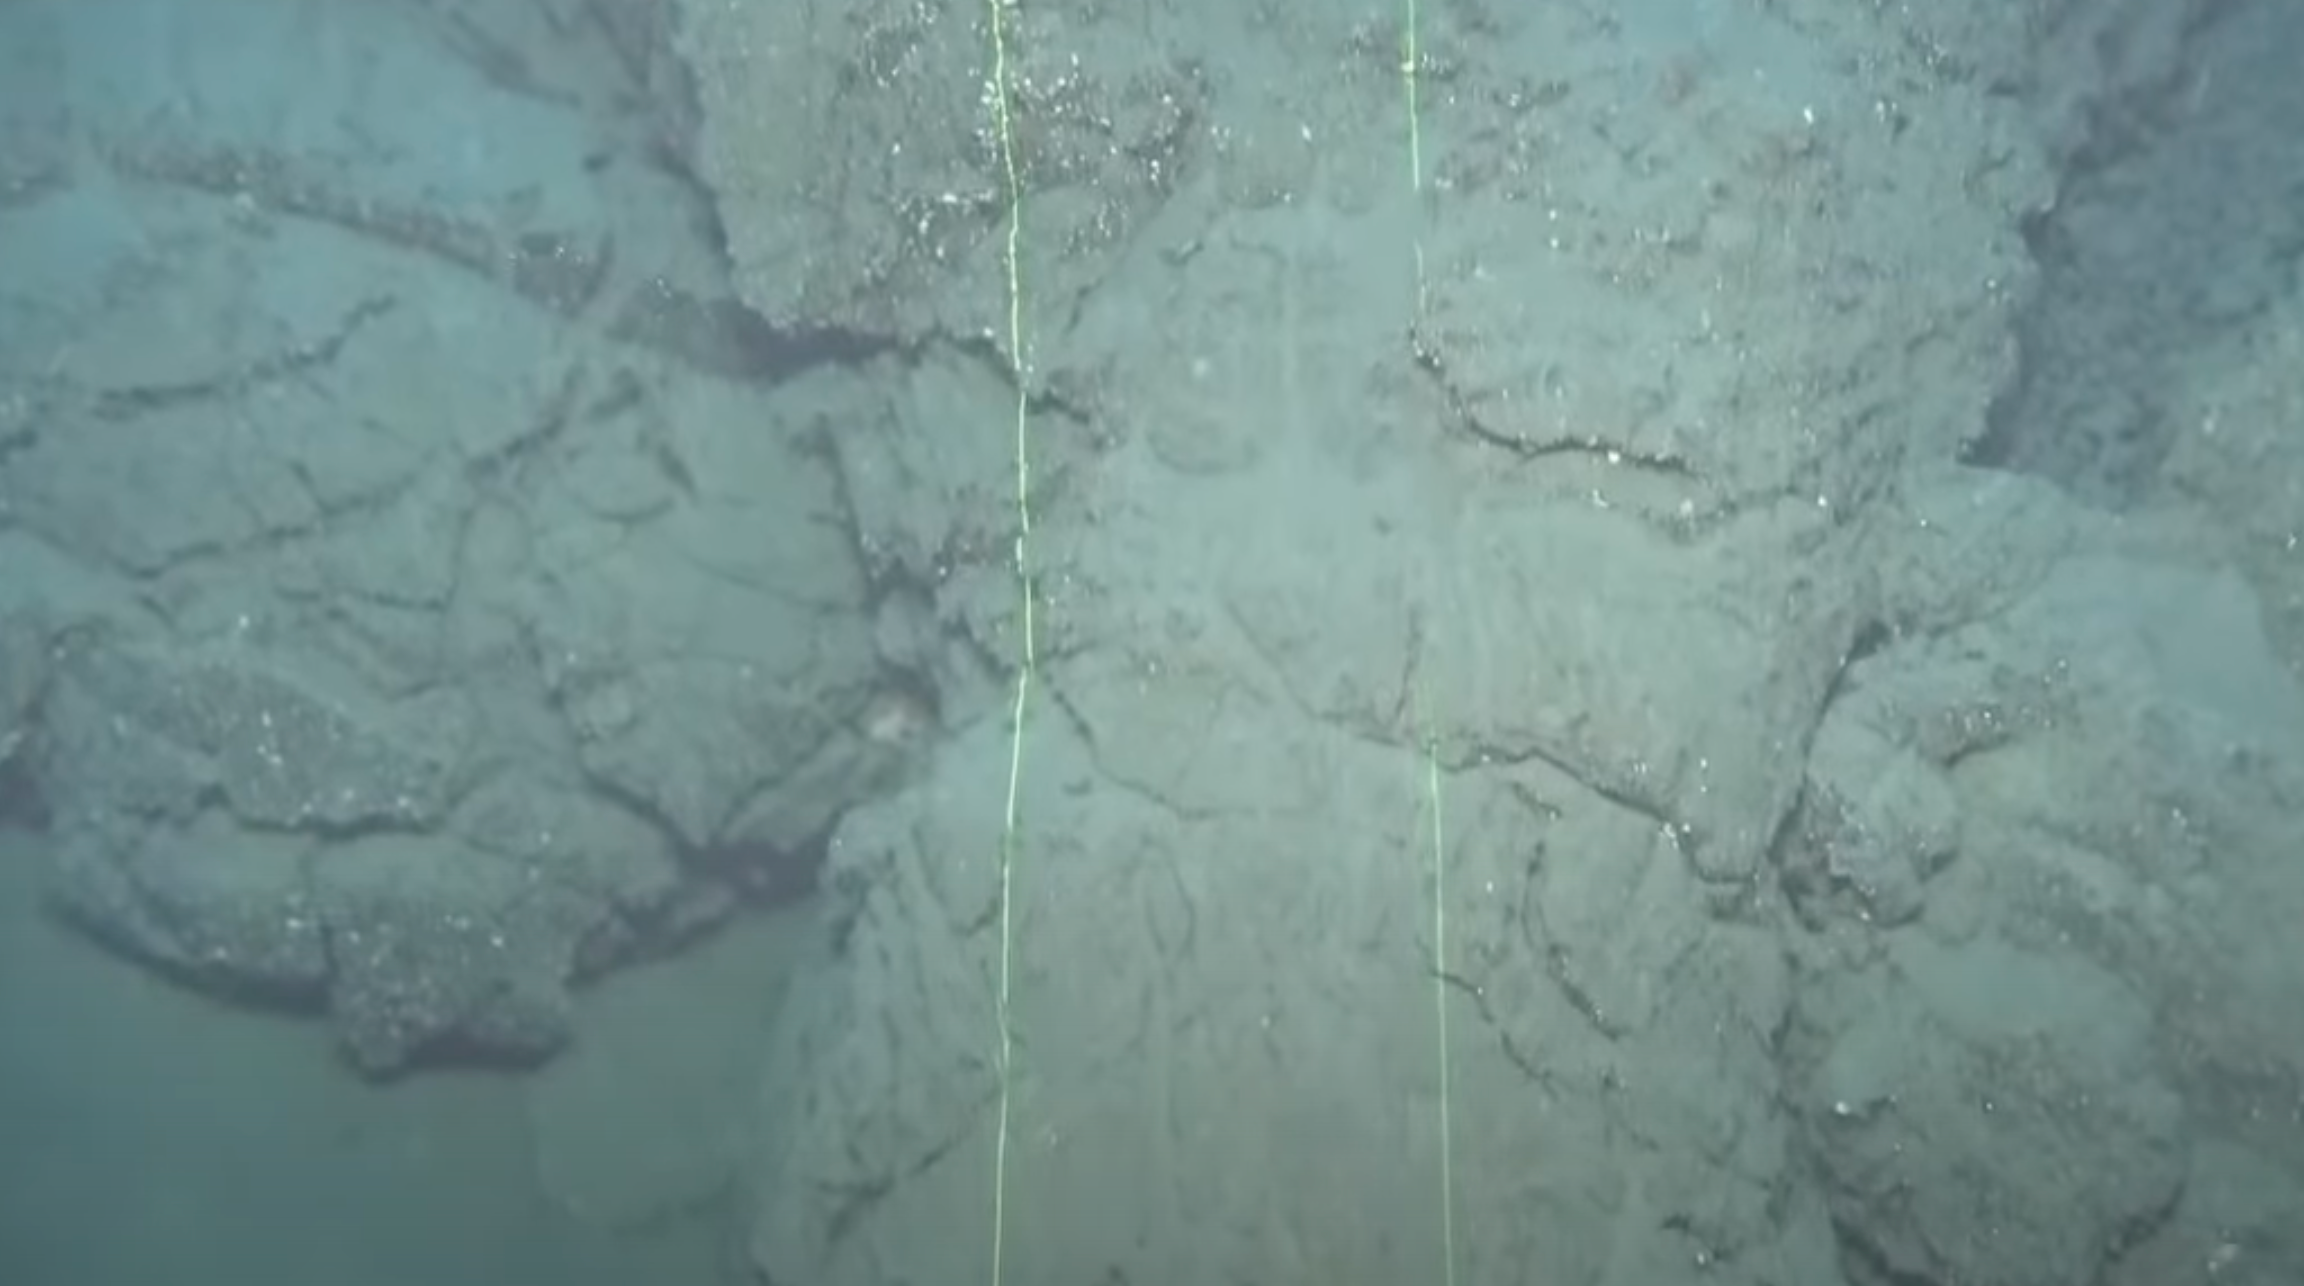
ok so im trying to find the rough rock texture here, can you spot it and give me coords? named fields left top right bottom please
left=5, top=0, right=2303, bottom=1280
left=1802, top=935, right=2186, bottom=1286
left=1783, top=533, right=2304, bottom=1285
left=679, top=0, right=2304, bottom=1283
left=0, top=0, right=927, bottom=1074
left=677, top=0, right=1206, bottom=351
left=33, top=633, right=700, bottom=1072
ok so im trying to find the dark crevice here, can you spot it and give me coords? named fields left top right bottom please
left=1830, top=1214, right=1944, bottom=1286
left=604, top=284, right=891, bottom=385
left=1966, top=0, right=2304, bottom=506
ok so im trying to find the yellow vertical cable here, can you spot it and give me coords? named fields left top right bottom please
left=982, top=1, right=1033, bottom=1285
left=1402, top=4, right=1456, bottom=1286
left=1426, top=738, right=1457, bottom=1286
left=1402, top=0, right=1424, bottom=193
